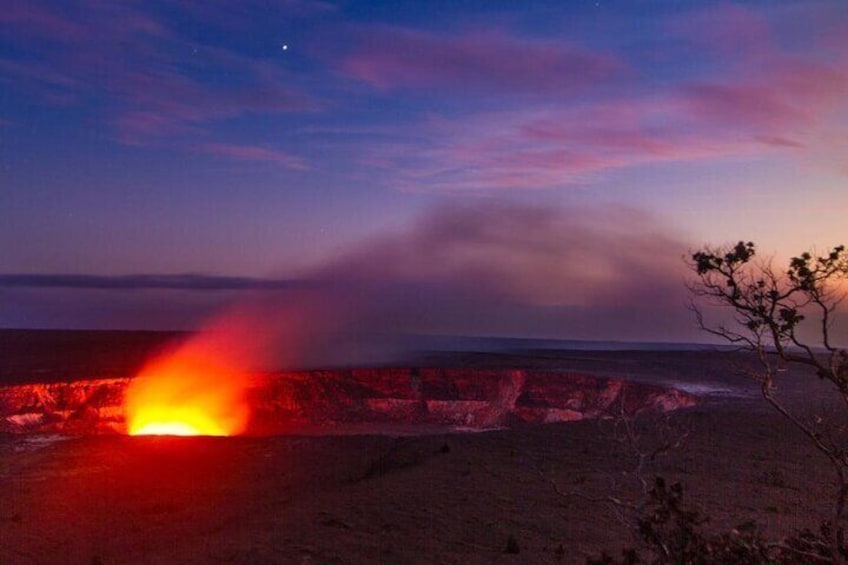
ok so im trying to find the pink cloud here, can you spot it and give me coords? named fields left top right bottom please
left=107, top=63, right=311, bottom=142
left=663, top=3, right=848, bottom=135
left=0, top=1, right=314, bottom=144
left=682, top=83, right=810, bottom=130
left=361, top=97, right=781, bottom=193
left=0, top=3, right=86, bottom=41
left=0, top=58, right=79, bottom=89
left=198, top=143, right=310, bottom=171
left=113, top=112, right=202, bottom=145
left=665, top=3, right=773, bottom=60
left=352, top=13, right=848, bottom=194
left=177, top=0, right=336, bottom=31
left=754, top=136, right=805, bottom=149
left=340, top=26, right=624, bottom=94
left=681, top=60, right=847, bottom=133
left=0, top=57, right=81, bottom=105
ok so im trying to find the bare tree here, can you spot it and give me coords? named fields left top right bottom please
left=541, top=395, right=694, bottom=558
left=688, top=241, right=848, bottom=563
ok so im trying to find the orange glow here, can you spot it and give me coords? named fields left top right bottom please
left=133, top=422, right=209, bottom=436
left=124, top=335, right=251, bottom=437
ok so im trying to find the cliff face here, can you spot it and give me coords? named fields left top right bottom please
left=0, top=368, right=696, bottom=435
left=0, top=378, right=130, bottom=434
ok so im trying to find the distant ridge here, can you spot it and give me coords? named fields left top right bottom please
left=0, top=328, right=728, bottom=353
left=394, top=334, right=734, bottom=353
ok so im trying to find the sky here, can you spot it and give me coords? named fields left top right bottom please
left=1, top=0, right=847, bottom=343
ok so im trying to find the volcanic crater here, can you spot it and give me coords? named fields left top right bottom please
left=1, top=367, right=696, bottom=436
left=1, top=331, right=837, bottom=564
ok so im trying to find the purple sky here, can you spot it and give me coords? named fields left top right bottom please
left=1, top=1, right=847, bottom=341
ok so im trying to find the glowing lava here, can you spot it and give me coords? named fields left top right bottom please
left=133, top=422, right=209, bottom=436
left=124, top=336, right=251, bottom=437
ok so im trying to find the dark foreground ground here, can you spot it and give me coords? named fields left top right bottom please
left=0, top=330, right=841, bottom=563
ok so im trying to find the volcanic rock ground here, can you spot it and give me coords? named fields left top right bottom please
left=0, top=330, right=841, bottom=564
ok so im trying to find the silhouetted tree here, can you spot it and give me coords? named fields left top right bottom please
left=588, top=477, right=778, bottom=565
left=688, top=241, right=848, bottom=563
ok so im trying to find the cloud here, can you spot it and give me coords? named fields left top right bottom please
left=355, top=99, right=774, bottom=192
left=680, top=61, right=848, bottom=133
left=313, top=203, right=687, bottom=309
left=197, top=143, right=310, bottom=171
left=0, top=2, right=87, bottom=41
left=5, top=2, right=847, bottom=193
left=0, top=1, right=314, bottom=144
left=754, top=136, right=806, bottom=149
left=0, top=57, right=81, bottom=106
left=353, top=44, right=847, bottom=193
left=664, top=3, right=773, bottom=60
left=664, top=3, right=848, bottom=133
left=0, top=274, right=313, bottom=291
left=681, top=83, right=807, bottom=130
left=0, top=204, right=699, bottom=356
left=0, top=287, right=228, bottom=331
left=207, top=203, right=700, bottom=365
left=230, top=203, right=700, bottom=365
left=177, top=0, right=336, bottom=31
left=104, top=58, right=313, bottom=145
left=334, top=6, right=848, bottom=193
left=338, top=26, right=624, bottom=95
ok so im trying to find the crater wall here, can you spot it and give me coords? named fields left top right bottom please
left=0, top=368, right=697, bottom=435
